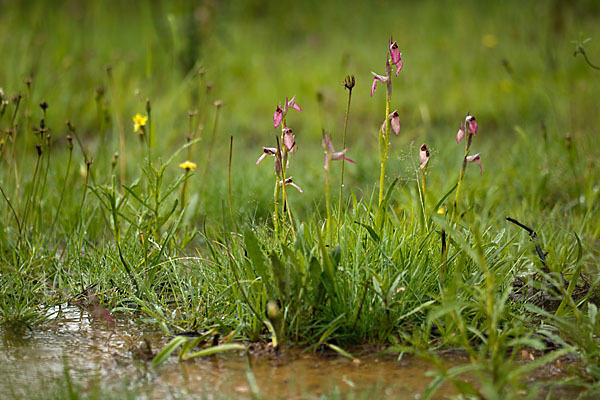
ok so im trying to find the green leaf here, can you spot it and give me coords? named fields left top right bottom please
left=375, top=178, right=399, bottom=232
left=151, top=336, right=188, bottom=368
left=181, top=344, right=247, bottom=360
left=244, top=228, right=271, bottom=292
left=354, top=221, right=380, bottom=242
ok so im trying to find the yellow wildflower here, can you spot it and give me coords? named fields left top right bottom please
left=179, top=161, right=197, bottom=171
left=133, top=113, right=147, bottom=134
left=482, top=34, right=497, bottom=49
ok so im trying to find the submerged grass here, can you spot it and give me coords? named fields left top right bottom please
left=1, top=0, right=600, bottom=398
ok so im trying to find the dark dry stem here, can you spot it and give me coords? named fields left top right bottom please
left=505, top=216, right=547, bottom=271
left=574, top=47, right=600, bottom=70
left=227, top=135, right=237, bottom=234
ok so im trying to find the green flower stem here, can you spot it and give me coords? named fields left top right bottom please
left=378, top=59, right=392, bottom=206
left=325, top=157, right=332, bottom=244
left=273, top=176, right=280, bottom=241
left=279, top=124, right=296, bottom=240
left=338, top=85, right=353, bottom=222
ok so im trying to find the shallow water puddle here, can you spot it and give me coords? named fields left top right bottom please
left=0, top=306, right=563, bottom=399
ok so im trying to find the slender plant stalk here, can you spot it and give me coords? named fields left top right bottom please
left=146, top=99, right=153, bottom=161
left=50, top=143, right=73, bottom=235
left=378, top=59, right=392, bottom=205
left=227, top=136, right=237, bottom=233
left=107, top=67, right=127, bottom=187
left=325, top=156, right=332, bottom=244
left=0, top=183, right=22, bottom=237
left=451, top=133, right=473, bottom=222
left=21, top=146, right=42, bottom=233
left=278, top=127, right=296, bottom=239
left=201, top=101, right=222, bottom=187
left=338, top=78, right=353, bottom=226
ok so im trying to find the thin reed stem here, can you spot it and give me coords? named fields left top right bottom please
left=338, top=80, right=353, bottom=228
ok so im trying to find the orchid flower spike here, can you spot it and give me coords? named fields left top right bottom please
left=466, top=153, right=483, bottom=174
left=370, top=72, right=388, bottom=97
left=388, top=110, right=401, bottom=136
left=420, top=143, right=430, bottom=170
left=256, top=147, right=278, bottom=165
left=279, top=176, right=303, bottom=192
left=466, top=114, right=478, bottom=135
left=389, top=38, right=403, bottom=77
left=322, top=133, right=355, bottom=170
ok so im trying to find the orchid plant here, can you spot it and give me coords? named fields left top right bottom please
left=452, top=113, right=482, bottom=221
left=256, top=96, right=303, bottom=239
left=371, top=37, right=403, bottom=205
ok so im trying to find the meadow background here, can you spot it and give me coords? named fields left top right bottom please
left=1, top=0, right=600, bottom=398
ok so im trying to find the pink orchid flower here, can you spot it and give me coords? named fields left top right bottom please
left=285, top=96, right=302, bottom=112
left=273, top=105, right=283, bottom=128
left=256, top=147, right=278, bottom=165
left=389, top=38, right=403, bottom=77
left=279, top=176, right=303, bottom=192
left=273, top=96, right=302, bottom=128
left=283, top=127, right=296, bottom=152
left=466, top=114, right=478, bottom=135
left=388, top=110, right=401, bottom=136
left=322, top=133, right=355, bottom=170
left=466, top=153, right=483, bottom=174
left=370, top=72, right=388, bottom=97
left=456, top=122, right=466, bottom=144
left=420, top=143, right=430, bottom=170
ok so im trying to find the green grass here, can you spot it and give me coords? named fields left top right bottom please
left=1, top=0, right=600, bottom=398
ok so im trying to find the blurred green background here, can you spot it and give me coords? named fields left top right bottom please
left=1, top=0, right=599, bottom=220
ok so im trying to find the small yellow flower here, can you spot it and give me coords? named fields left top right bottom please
left=482, top=34, right=498, bottom=49
left=133, top=113, right=147, bottom=133
left=437, top=206, right=446, bottom=215
left=179, top=160, right=197, bottom=171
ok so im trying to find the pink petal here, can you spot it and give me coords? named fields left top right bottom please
left=466, top=115, right=478, bottom=135
left=283, top=128, right=295, bottom=151
left=342, top=156, right=355, bottom=164
left=256, top=153, right=268, bottom=165
left=389, top=41, right=403, bottom=76
left=325, top=134, right=334, bottom=154
left=456, top=124, right=466, bottom=144
left=371, top=78, right=377, bottom=97
left=394, top=57, right=403, bottom=77
left=281, top=177, right=303, bottom=192
left=332, top=149, right=348, bottom=160
left=419, top=143, right=430, bottom=170
left=370, top=72, right=387, bottom=97
left=256, top=147, right=277, bottom=165
left=273, top=106, right=283, bottom=128
left=466, top=153, right=482, bottom=174
left=388, top=110, right=401, bottom=136
left=288, top=96, right=302, bottom=111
